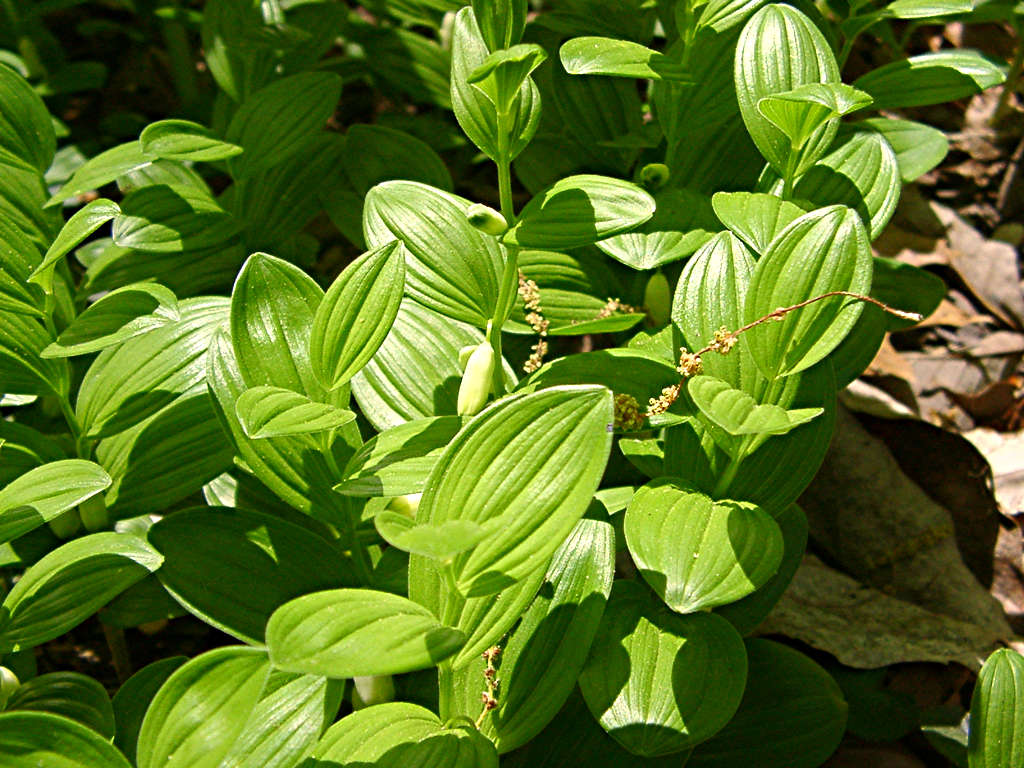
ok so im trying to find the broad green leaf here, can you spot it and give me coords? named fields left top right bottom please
left=855, top=117, right=949, bottom=182
left=0, top=712, right=132, bottom=768
left=112, top=184, right=239, bottom=253
left=200, top=0, right=276, bottom=102
left=76, top=297, right=228, bottom=438
left=148, top=507, right=356, bottom=644
left=335, top=416, right=466, bottom=497
left=0, top=532, right=163, bottom=652
left=688, top=374, right=823, bottom=441
left=968, top=648, right=1024, bottom=768
left=349, top=22, right=453, bottom=108
left=468, top=44, right=548, bottom=112
left=503, top=175, right=656, bottom=250
left=0, top=64, right=56, bottom=174
left=735, top=5, right=841, bottom=176
left=0, top=264, right=41, bottom=318
left=0, top=160, right=58, bottom=252
left=29, top=199, right=120, bottom=294
left=757, top=83, right=872, bottom=151
left=310, top=240, right=406, bottom=391
left=136, top=646, right=271, bottom=768
left=226, top=72, right=342, bottom=180
left=579, top=581, right=748, bottom=756
left=307, top=702, right=498, bottom=767
left=112, top=657, right=187, bottom=764
left=139, top=119, right=243, bottom=162
left=885, top=0, right=973, bottom=16
left=743, top=205, right=872, bottom=378
left=235, top=386, right=356, bottom=440
left=474, top=518, right=615, bottom=752
left=0, top=460, right=110, bottom=545
left=376, top=514, right=487, bottom=562
left=696, top=0, right=774, bottom=32
left=266, top=588, right=465, bottom=677
left=711, top=192, right=804, bottom=256
left=342, top=125, right=452, bottom=195
left=560, top=37, right=690, bottom=81
left=98, top=574, right=186, bottom=629
left=230, top=253, right=325, bottom=398
left=854, top=50, right=1006, bottom=110
left=472, top=0, right=527, bottom=50
left=793, top=129, right=901, bottom=238
left=42, top=282, right=178, bottom=358
left=688, top=639, right=847, bottom=767
left=46, top=141, right=156, bottom=207
left=413, top=385, right=613, bottom=597
left=364, top=181, right=504, bottom=327
left=625, top=480, right=783, bottom=612
left=5, top=671, right=114, bottom=737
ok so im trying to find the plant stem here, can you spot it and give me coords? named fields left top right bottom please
left=102, top=623, right=132, bottom=684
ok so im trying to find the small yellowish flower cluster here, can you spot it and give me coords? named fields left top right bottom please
left=519, top=271, right=549, bottom=373
left=613, top=393, right=645, bottom=432
left=476, top=646, right=502, bottom=727
left=646, top=384, right=681, bottom=416
left=596, top=297, right=639, bottom=319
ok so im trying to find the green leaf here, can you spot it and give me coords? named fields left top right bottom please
left=139, top=119, right=243, bottom=162
left=854, top=51, right=1007, bottom=110
left=711, top=192, right=804, bottom=256
left=137, top=646, right=271, bottom=768
left=266, top=588, right=465, bottom=677
left=855, top=116, right=949, bottom=182
left=307, top=702, right=498, bottom=767
left=468, top=44, right=548, bottom=112
left=413, top=385, right=613, bottom=597
left=968, top=648, right=1024, bottom=768
left=0, top=311, right=68, bottom=397
left=885, top=0, right=973, bottom=17
left=375, top=513, right=487, bottom=562
left=0, top=711, right=132, bottom=767
left=743, top=205, right=873, bottom=378
left=147, top=507, right=356, bottom=644
left=625, top=480, right=783, bottom=612
left=688, top=374, right=823, bottom=441
left=46, top=141, right=155, bottom=207
left=76, top=297, right=228, bottom=438
left=5, top=671, right=114, bottom=738
left=342, top=125, right=452, bottom=196
left=42, top=282, right=178, bottom=358
left=688, top=639, right=848, bottom=768
left=112, top=657, right=187, bottom=765
left=29, top=199, right=120, bottom=294
left=757, top=83, right=872, bottom=152
left=471, top=0, right=527, bottom=50
left=335, top=416, right=466, bottom=497
left=735, top=5, right=841, bottom=176
left=225, top=72, right=342, bottom=180
left=560, top=37, right=690, bottom=81
left=0, top=460, right=110, bottom=545
left=112, top=184, right=239, bottom=253
left=0, top=532, right=163, bottom=652
left=0, top=64, right=56, bottom=174
left=503, top=175, right=656, bottom=250
left=364, top=181, right=504, bottom=327
left=310, top=240, right=406, bottom=391
left=235, top=386, right=356, bottom=440
left=579, top=581, right=748, bottom=756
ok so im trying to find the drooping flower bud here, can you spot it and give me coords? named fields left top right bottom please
left=466, top=203, right=508, bottom=236
left=386, top=493, right=422, bottom=519
left=79, top=494, right=109, bottom=532
left=0, top=666, right=19, bottom=709
left=640, top=163, right=670, bottom=190
left=644, top=271, right=672, bottom=327
left=352, top=674, right=395, bottom=710
left=457, top=342, right=495, bottom=416
left=47, top=509, right=81, bottom=540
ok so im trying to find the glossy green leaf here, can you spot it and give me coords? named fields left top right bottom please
left=735, top=5, right=841, bottom=176
left=472, top=0, right=527, bottom=50
left=42, top=282, right=178, bottom=358
left=855, top=117, right=949, bottom=182
left=310, top=240, right=405, bottom=391
left=112, top=184, right=238, bottom=253
left=0, top=460, right=110, bottom=545
left=854, top=50, right=1007, bottom=110
left=29, top=199, right=120, bottom=293
left=364, top=181, right=504, bottom=327
left=0, top=64, right=56, bottom=174
left=76, top=297, right=228, bottom=438
left=0, top=310, right=69, bottom=397
left=413, top=385, right=613, bottom=597
left=46, top=141, right=155, bottom=207
left=307, top=702, right=498, bottom=767
left=0, top=532, right=163, bottom=652
left=743, top=205, right=872, bottom=378
left=376, top=513, right=487, bottom=562
left=468, top=44, right=548, bottom=112
left=560, top=37, right=690, bottom=81
left=139, top=119, right=243, bottom=162
left=5, top=671, right=114, bottom=738
left=579, top=581, right=748, bottom=756
left=886, top=0, right=973, bottom=16
left=335, top=416, right=465, bottom=497
left=342, top=124, right=452, bottom=196
left=757, top=83, right=872, bottom=150
left=968, top=648, right=1024, bottom=768
left=136, top=646, right=271, bottom=768
left=625, top=480, right=783, bottom=612
left=688, top=374, right=823, bottom=441
left=225, top=72, right=342, bottom=180
left=504, top=175, right=655, bottom=250
left=711, top=192, right=803, bottom=256
left=112, top=657, right=187, bottom=764
left=266, top=588, right=465, bottom=677
left=0, top=711, right=132, bottom=768
left=688, top=639, right=847, bottom=767
left=148, top=507, right=356, bottom=644
left=235, top=386, right=356, bottom=440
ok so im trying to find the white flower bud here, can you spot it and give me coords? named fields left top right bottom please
left=457, top=342, right=495, bottom=416
left=352, top=675, right=395, bottom=709
left=466, top=204, right=508, bottom=236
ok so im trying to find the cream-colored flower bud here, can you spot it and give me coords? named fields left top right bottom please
left=48, top=509, right=81, bottom=540
left=386, top=493, right=422, bottom=519
left=644, top=271, right=672, bottom=327
left=466, top=204, right=508, bottom=236
left=352, top=675, right=395, bottom=710
left=0, top=666, right=20, bottom=709
left=640, top=163, right=670, bottom=190
left=457, top=342, right=495, bottom=416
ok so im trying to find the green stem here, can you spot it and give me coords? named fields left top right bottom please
left=781, top=147, right=799, bottom=200
left=489, top=110, right=519, bottom=397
